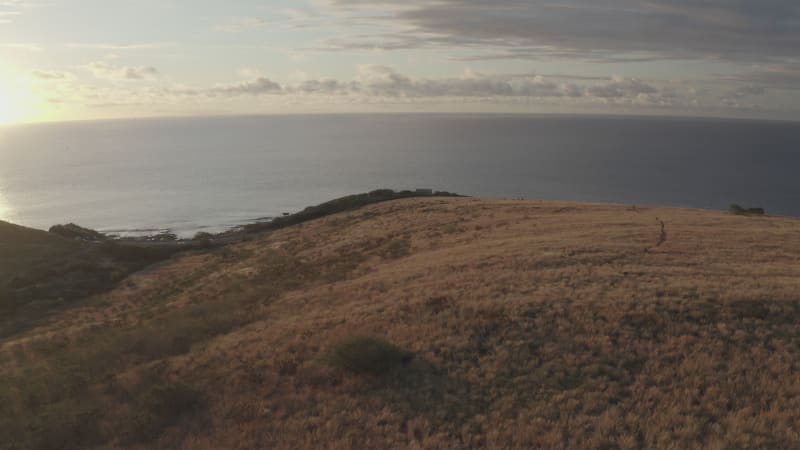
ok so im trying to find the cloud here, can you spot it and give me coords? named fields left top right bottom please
left=350, top=65, right=572, bottom=98
left=323, top=0, right=800, bottom=63
left=718, top=85, right=768, bottom=108
left=0, top=0, right=24, bottom=24
left=732, top=85, right=767, bottom=97
left=37, top=64, right=771, bottom=116
left=727, top=64, right=800, bottom=90
left=65, top=43, right=169, bottom=50
left=208, top=77, right=283, bottom=96
left=31, top=70, right=73, bottom=80
left=83, top=62, right=159, bottom=81
left=186, top=65, right=585, bottom=99
left=588, top=76, right=659, bottom=99
left=341, top=66, right=669, bottom=103
left=214, top=17, right=268, bottom=32
left=291, top=78, right=356, bottom=95
left=197, top=65, right=670, bottom=105
left=0, top=42, right=41, bottom=51
left=73, top=65, right=686, bottom=105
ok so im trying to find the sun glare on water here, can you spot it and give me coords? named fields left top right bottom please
left=0, top=191, right=13, bottom=223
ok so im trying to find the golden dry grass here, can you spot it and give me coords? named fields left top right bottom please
left=2, top=197, right=800, bottom=449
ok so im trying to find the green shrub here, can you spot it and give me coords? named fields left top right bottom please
left=729, top=204, right=765, bottom=216
left=150, top=231, right=178, bottom=242
left=99, top=241, right=179, bottom=262
left=48, top=223, right=108, bottom=241
left=243, top=189, right=462, bottom=234
left=424, top=296, right=453, bottom=314
left=326, top=335, right=414, bottom=375
left=382, top=239, right=411, bottom=259
left=443, top=224, right=460, bottom=234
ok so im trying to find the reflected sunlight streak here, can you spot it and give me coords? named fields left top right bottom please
left=0, top=190, right=15, bottom=223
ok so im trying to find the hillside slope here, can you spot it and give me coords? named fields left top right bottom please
left=0, top=221, right=183, bottom=339
left=0, top=220, right=80, bottom=286
left=2, top=198, right=800, bottom=449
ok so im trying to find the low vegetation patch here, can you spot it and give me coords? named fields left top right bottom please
left=48, top=223, right=108, bottom=241
left=729, top=204, right=766, bottom=216
left=243, top=189, right=461, bottom=234
left=380, top=239, right=411, bottom=259
left=443, top=224, right=462, bottom=234
left=325, top=335, right=415, bottom=375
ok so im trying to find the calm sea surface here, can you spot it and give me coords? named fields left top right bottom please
left=1, top=114, right=799, bottom=237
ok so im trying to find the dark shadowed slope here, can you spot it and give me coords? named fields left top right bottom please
left=0, top=220, right=80, bottom=287
left=0, top=221, right=179, bottom=337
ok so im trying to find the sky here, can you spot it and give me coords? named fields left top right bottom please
left=0, top=0, right=799, bottom=124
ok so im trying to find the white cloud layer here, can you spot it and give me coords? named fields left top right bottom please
left=38, top=64, right=723, bottom=111
left=214, top=17, right=268, bottom=33
left=83, top=62, right=159, bottom=81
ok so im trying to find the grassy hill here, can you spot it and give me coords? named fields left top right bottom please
left=1, top=197, right=799, bottom=449
left=0, top=220, right=80, bottom=286
left=0, top=221, right=181, bottom=339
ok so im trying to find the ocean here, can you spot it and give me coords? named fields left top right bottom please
left=1, top=113, right=798, bottom=237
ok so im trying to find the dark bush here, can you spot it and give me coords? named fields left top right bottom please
left=149, top=231, right=178, bottom=242
left=729, top=204, right=766, bottom=216
left=49, top=223, right=107, bottom=241
left=424, top=296, right=453, bottom=314
left=381, top=239, right=411, bottom=259
left=326, top=335, right=414, bottom=375
left=99, top=241, right=179, bottom=263
left=127, top=380, right=205, bottom=442
left=243, top=189, right=461, bottom=234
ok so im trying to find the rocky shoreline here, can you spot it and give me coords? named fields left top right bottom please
left=49, top=188, right=463, bottom=249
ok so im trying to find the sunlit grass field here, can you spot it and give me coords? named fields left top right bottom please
left=2, top=197, right=799, bottom=449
